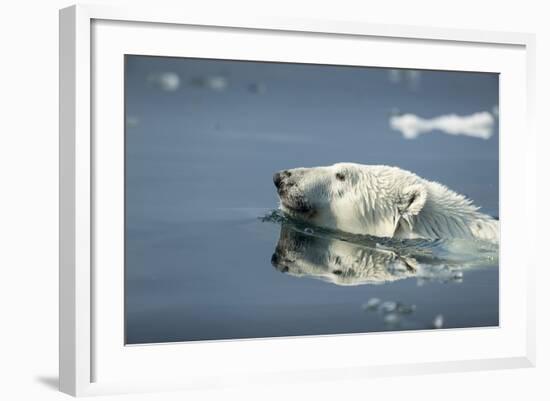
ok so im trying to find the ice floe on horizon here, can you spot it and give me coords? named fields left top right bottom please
left=389, top=111, right=495, bottom=140
left=147, top=72, right=180, bottom=92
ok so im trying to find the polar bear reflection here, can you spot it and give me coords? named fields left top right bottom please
left=271, top=224, right=423, bottom=286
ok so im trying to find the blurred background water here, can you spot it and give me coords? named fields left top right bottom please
left=125, top=56, right=499, bottom=344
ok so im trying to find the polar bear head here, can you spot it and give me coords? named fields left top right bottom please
left=273, top=163, right=427, bottom=237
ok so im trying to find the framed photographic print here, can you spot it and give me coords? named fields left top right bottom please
left=59, top=4, right=536, bottom=396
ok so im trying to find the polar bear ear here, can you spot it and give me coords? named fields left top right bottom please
left=399, top=184, right=427, bottom=217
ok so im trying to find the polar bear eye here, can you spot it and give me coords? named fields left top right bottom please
left=335, top=172, right=346, bottom=181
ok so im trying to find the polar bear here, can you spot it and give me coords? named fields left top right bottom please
left=273, top=163, right=499, bottom=242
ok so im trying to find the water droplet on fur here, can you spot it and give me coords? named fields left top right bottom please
left=304, top=228, right=314, bottom=234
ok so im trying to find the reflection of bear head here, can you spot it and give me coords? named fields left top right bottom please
left=273, top=163, right=499, bottom=242
left=270, top=224, right=419, bottom=286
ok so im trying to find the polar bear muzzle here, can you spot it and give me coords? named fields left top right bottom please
left=273, top=169, right=315, bottom=217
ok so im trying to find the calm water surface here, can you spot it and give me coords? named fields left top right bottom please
left=125, top=208, right=498, bottom=344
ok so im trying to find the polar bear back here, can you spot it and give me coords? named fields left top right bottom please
left=395, top=179, right=499, bottom=242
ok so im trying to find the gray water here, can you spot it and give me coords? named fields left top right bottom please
left=125, top=209, right=498, bottom=344
left=124, top=56, right=499, bottom=344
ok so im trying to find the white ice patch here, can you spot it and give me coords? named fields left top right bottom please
left=389, top=111, right=494, bottom=140
left=191, top=75, right=228, bottom=91
left=147, top=72, right=180, bottom=92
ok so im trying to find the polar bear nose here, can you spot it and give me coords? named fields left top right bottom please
left=273, top=170, right=292, bottom=189
left=273, top=172, right=283, bottom=189
left=271, top=253, right=289, bottom=273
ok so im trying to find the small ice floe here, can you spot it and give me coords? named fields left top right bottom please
left=384, top=313, right=400, bottom=325
left=191, top=75, right=228, bottom=91
left=390, top=111, right=494, bottom=140
left=361, top=298, right=381, bottom=311
left=380, top=301, right=398, bottom=313
left=432, top=314, right=445, bottom=329
left=148, top=72, right=180, bottom=92
left=304, top=228, right=314, bottom=234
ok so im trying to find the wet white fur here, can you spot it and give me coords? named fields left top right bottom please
left=278, top=163, right=499, bottom=242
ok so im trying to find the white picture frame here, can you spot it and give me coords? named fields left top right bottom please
left=59, top=4, right=536, bottom=397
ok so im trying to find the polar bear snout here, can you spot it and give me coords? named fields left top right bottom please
left=273, top=170, right=292, bottom=191
left=270, top=251, right=289, bottom=273
left=273, top=170, right=298, bottom=199
left=273, top=169, right=315, bottom=217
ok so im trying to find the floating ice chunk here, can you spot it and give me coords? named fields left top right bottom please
left=390, top=111, right=494, bottom=140
left=206, top=76, right=227, bottom=91
left=148, top=72, right=180, bottom=91
left=433, top=314, right=445, bottom=329
left=191, top=75, right=228, bottom=91
left=452, top=271, right=464, bottom=280
left=361, top=298, right=381, bottom=311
